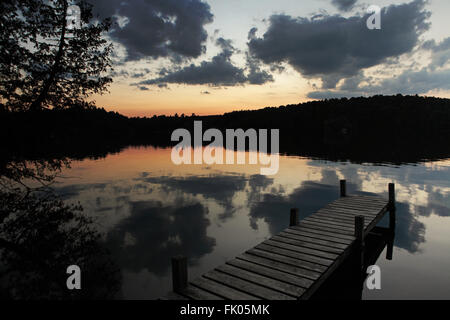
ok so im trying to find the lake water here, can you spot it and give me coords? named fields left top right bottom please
left=54, top=146, right=450, bottom=299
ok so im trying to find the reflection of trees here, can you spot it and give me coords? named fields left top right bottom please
left=105, top=200, right=216, bottom=276
left=0, top=156, right=121, bottom=300
left=0, top=189, right=121, bottom=299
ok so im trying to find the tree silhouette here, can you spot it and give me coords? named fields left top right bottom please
left=0, top=189, right=121, bottom=299
left=0, top=0, right=113, bottom=111
left=0, top=1, right=120, bottom=299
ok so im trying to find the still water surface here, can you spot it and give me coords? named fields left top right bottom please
left=54, top=146, right=450, bottom=299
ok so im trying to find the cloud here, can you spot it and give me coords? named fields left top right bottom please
left=331, top=0, right=358, bottom=12
left=423, top=37, right=450, bottom=70
left=246, top=53, right=274, bottom=85
left=89, top=0, right=213, bottom=61
left=138, top=174, right=248, bottom=220
left=248, top=0, right=431, bottom=89
left=136, top=38, right=274, bottom=87
left=106, top=199, right=216, bottom=275
left=307, top=67, right=450, bottom=99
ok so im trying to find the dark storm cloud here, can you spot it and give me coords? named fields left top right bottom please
left=248, top=0, right=430, bottom=89
left=89, top=0, right=213, bottom=61
left=331, top=0, right=358, bottom=12
left=137, top=38, right=274, bottom=87
left=246, top=53, right=274, bottom=85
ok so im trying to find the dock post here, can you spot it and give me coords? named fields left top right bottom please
left=388, top=183, right=396, bottom=230
left=290, top=208, right=299, bottom=227
left=387, top=183, right=396, bottom=260
left=172, top=256, right=188, bottom=293
left=354, top=216, right=365, bottom=278
left=340, top=180, right=347, bottom=197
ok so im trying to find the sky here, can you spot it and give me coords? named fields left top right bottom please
left=87, top=0, right=450, bottom=117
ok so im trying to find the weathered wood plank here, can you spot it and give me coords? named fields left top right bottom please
left=179, top=285, right=225, bottom=300
left=237, top=253, right=321, bottom=281
left=327, top=202, right=384, bottom=214
left=302, top=217, right=356, bottom=232
left=256, top=243, right=334, bottom=267
left=307, top=213, right=366, bottom=227
left=339, top=200, right=387, bottom=209
left=296, top=221, right=355, bottom=236
left=227, top=258, right=314, bottom=289
left=312, top=211, right=363, bottom=222
left=317, top=208, right=378, bottom=220
left=347, top=194, right=388, bottom=202
left=216, top=264, right=306, bottom=297
left=272, top=234, right=344, bottom=254
left=319, top=205, right=378, bottom=215
left=284, top=227, right=353, bottom=244
left=324, top=204, right=380, bottom=215
left=191, top=277, right=259, bottom=300
left=340, top=195, right=387, bottom=203
left=263, top=239, right=339, bottom=260
left=203, top=270, right=296, bottom=300
left=277, top=231, right=348, bottom=250
left=247, top=248, right=327, bottom=273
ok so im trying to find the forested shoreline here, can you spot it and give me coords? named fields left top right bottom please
left=2, top=94, right=450, bottom=164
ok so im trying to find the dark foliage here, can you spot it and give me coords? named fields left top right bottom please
left=2, top=94, right=449, bottom=164
left=0, top=189, right=121, bottom=299
left=0, top=0, right=113, bottom=111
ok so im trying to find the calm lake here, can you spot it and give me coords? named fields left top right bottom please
left=54, top=146, right=450, bottom=299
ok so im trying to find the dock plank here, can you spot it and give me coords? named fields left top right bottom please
left=263, top=239, right=339, bottom=260
left=216, top=264, right=306, bottom=297
left=191, top=277, right=259, bottom=300
left=271, top=234, right=344, bottom=254
left=247, top=248, right=327, bottom=273
left=203, top=270, right=296, bottom=300
left=227, top=258, right=314, bottom=289
left=256, top=243, right=334, bottom=267
left=237, top=253, right=321, bottom=281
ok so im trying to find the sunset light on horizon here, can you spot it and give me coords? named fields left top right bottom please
left=90, top=0, right=450, bottom=117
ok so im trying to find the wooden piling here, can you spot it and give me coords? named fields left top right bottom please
left=172, top=256, right=188, bottom=293
left=340, top=180, right=347, bottom=197
left=354, top=215, right=364, bottom=241
left=354, top=215, right=365, bottom=276
left=290, top=208, right=299, bottom=227
left=389, top=183, right=395, bottom=207
left=388, top=183, right=396, bottom=231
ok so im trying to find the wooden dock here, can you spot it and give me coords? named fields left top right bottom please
left=162, top=180, right=396, bottom=300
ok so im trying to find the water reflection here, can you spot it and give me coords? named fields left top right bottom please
left=50, top=147, right=450, bottom=299
left=0, top=190, right=121, bottom=299
left=105, top=200, right=215, bottom=275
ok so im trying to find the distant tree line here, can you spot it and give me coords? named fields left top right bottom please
left=1, top=94, right=450, bottom=164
